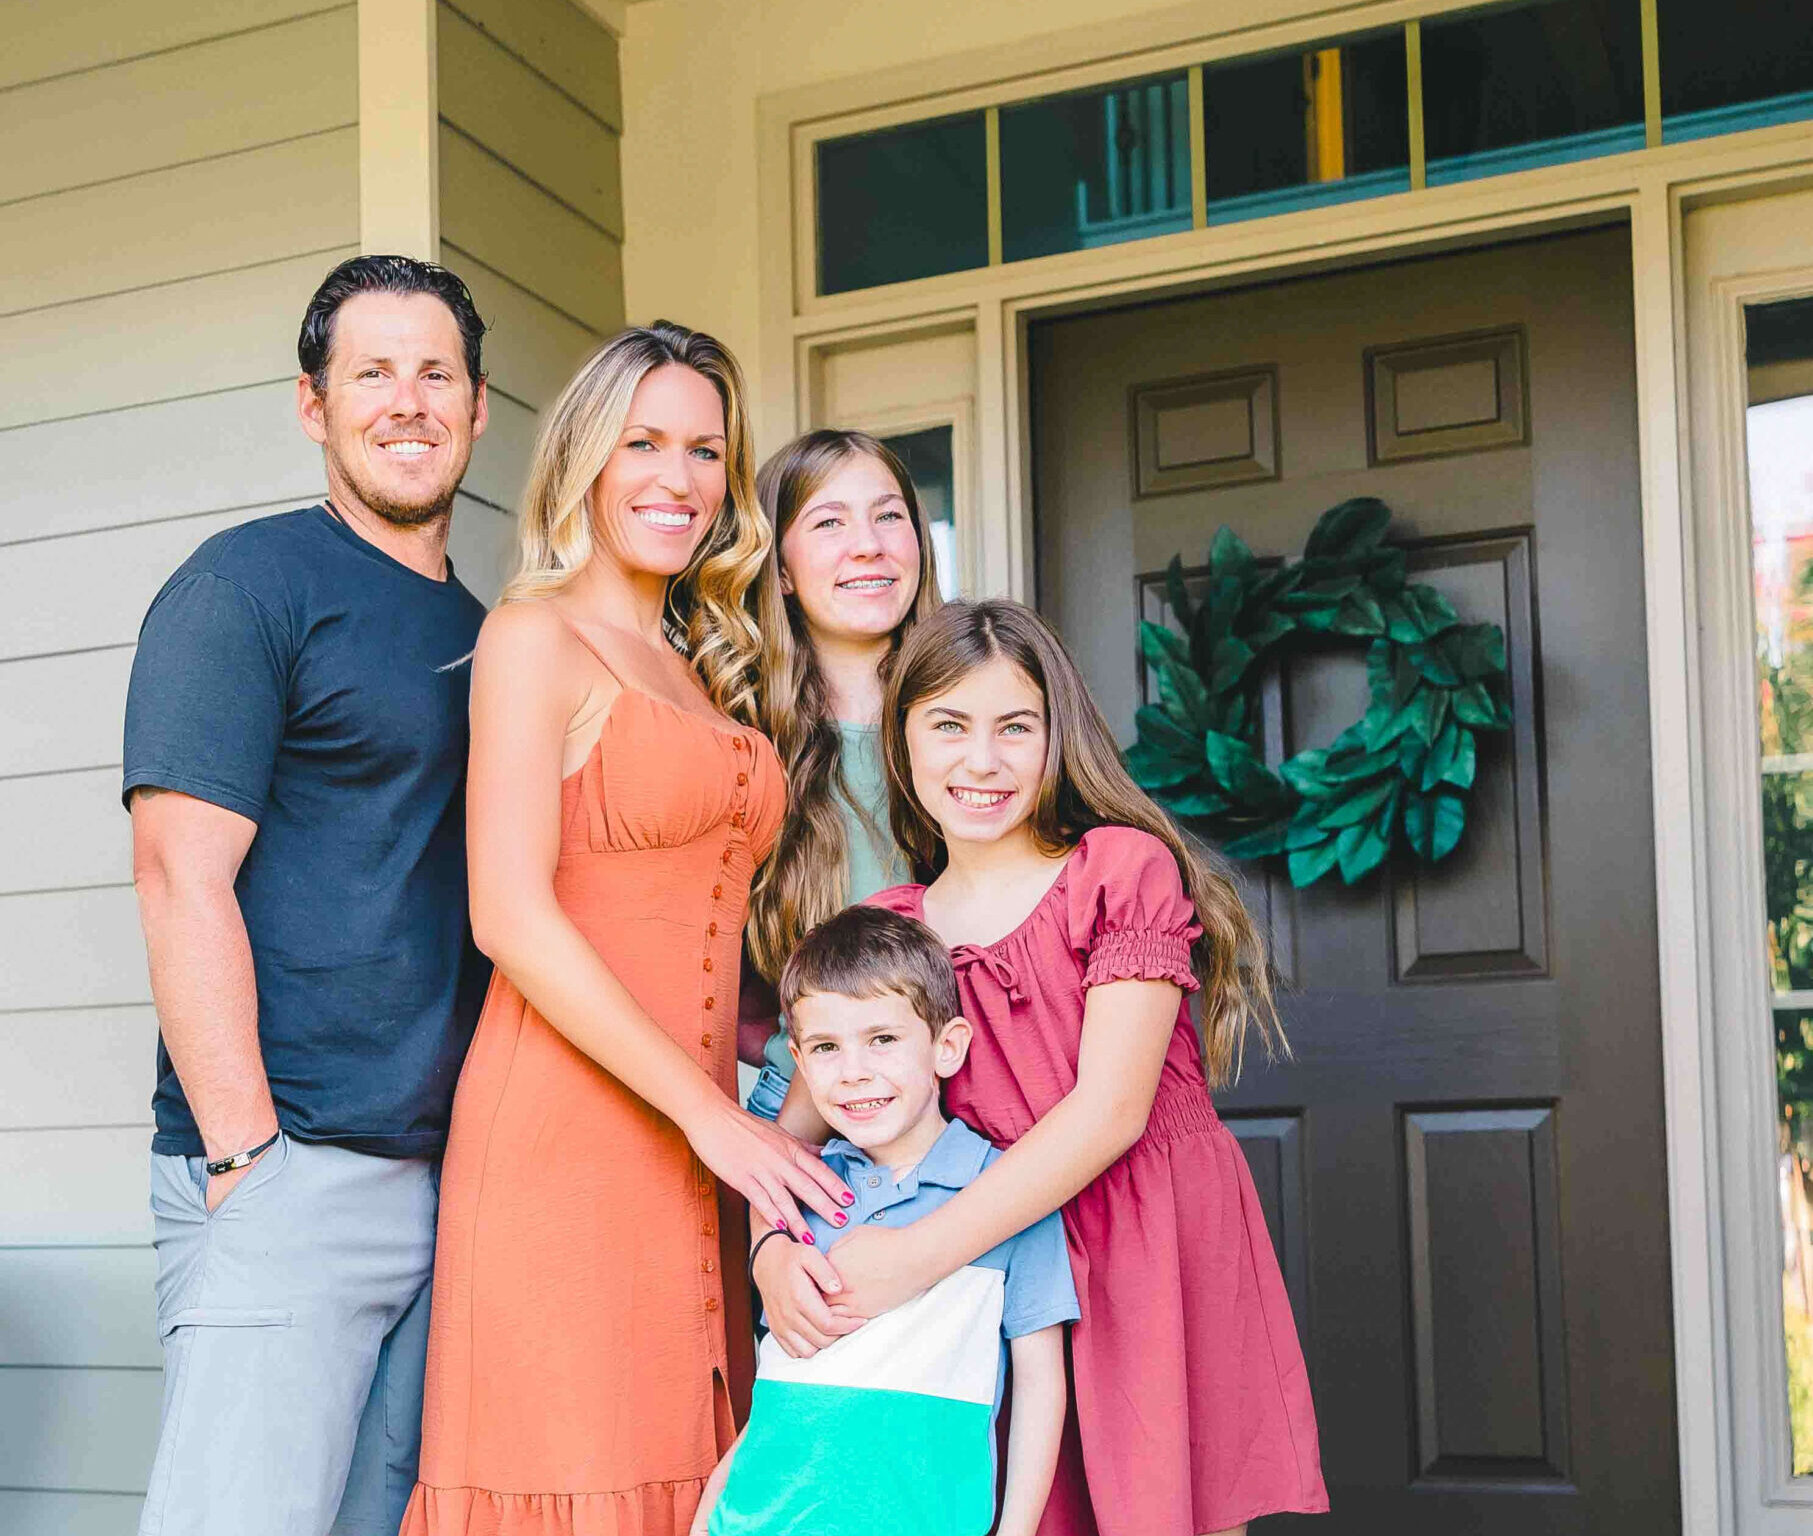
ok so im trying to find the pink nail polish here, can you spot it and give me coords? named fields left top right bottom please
left=839, top=1190, right=855, bottom=1206
left=775, top=1220, right=789, bottom=1232
left=801, top=1230, right=816, bottom=1245
left=832, top=1211, right=848, bottom=1227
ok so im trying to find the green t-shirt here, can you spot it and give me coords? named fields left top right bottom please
left=761, top=721, right=910, bottom=1079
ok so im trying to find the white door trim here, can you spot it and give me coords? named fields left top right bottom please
left=1683, top=182, right=1813, bottom=1533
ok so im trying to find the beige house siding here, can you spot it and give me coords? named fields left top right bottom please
left=0, top=6, right=359, bottom=1531
left=438, top=0, right=626, bottom=586
left=0, top=0, right=622, bottom=1524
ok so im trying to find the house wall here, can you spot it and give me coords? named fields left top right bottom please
left=0, top=7, right=359, bottom=1529
left=437, top=0, right=626, bottom=575
left=0, top=2, right=621, bottom=1529
left=616, top=0, right=1352, bottom=442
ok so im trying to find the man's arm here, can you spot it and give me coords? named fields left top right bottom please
left=998, top=1325, right=1068, bottom=1536
left=131, top=786, right=273, bottom=1210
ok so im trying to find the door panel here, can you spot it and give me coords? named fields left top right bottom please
left=1030, top=226, right=1676, bottom=1532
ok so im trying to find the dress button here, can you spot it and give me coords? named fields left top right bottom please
left=732, top=738, right=744, bottom=752
left=736, top=773, right=748, bottom=786
left=703, top=957, right=714, bottom=972
left=704, top=997, right=715, bottom=1010
left=708, top=922, right=718, bottom=937
left=702, top=1258, right=716, bottom=1273
left=711, top=884, right=722, bottom=899
left=866, top=1175, right=881, bottom=1188
left=731, top=812, right=745, bottom=828
left=701, top=1032, right=713, bottom=1048
left=705, top=1297, right=720, bottom=1312
left=720, top=850, right=732, bottom=866
left=702, top=1222, right=716, bottom=1237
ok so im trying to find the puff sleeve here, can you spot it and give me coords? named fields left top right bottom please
left=1066, top=826, right=1202, bottom=993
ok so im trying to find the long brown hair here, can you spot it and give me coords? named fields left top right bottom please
left=881, top=598, right=1284, bottom=1087
left=500, top=320, right=767, bottom=724
left=745, top=429, right=943, bottom=981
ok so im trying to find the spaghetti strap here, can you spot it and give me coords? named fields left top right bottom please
left=553, top=612, right=628, bottom=691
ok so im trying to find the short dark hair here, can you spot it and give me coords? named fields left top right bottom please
left=779, top=906, right=960, bottom=1033
left=297, top=254, right=487, bottom=392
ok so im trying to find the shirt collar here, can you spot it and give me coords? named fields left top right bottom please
left=823, top=1117, right=992, bottom=1194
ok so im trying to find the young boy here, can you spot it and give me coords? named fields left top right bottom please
left=694, top=905, right=1078, bottom=1536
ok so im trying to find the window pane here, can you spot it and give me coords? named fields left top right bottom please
left=816, top=114, right=988, bottom=295
left=1660, top=0, right=1813, bottom=141
left=1203, top=33, right=1409, bottom=224
left=1422, top=0, right=1645, bottom=184
left=999, top=74, right=1192, bottom=263
left=879, top=425, right=959, bottom=600
left=1746, top=297, right=1813, bottom=1476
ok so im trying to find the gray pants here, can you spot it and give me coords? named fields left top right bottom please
left=138, top=1133, right=438, bottom=1536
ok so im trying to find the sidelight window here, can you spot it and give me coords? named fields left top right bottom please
left=1745, top=294, right=1813, bottom=1475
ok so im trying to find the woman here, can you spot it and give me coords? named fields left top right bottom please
left=402, top=323, right=851, bottom=1536
left=739, top=429, right=942, bottom=1121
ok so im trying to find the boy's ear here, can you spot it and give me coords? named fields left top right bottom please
left=933, top=1016, right=973, bottom=1078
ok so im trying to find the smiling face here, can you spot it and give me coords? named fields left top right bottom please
left=297, top=290, right=486, bottom=526
left=789, top=989, right=970, bottom=1168
left=779, top=452, right=921, bottom=648
left=588, top=363, right=729, bottom=579
left=905, top=654, right=1050, bottom=850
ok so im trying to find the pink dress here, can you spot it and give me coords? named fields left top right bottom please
left=871, top=826, right=1326, bottom=1535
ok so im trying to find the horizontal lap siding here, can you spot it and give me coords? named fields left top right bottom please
left=437, top=0, right=624, bottom=541
left=0, top=6, right=360, bottom=1529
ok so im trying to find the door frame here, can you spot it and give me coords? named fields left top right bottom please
left=753, top=17, right=1813, bottom=1524
left=1684, top=185, right=1813, bottom=1532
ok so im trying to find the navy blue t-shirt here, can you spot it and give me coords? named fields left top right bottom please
left=123, top=505, right=491, bottom=1157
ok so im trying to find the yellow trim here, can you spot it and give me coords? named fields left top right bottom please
left=1188, top=63, right=1207, bottom=228
left=1406, top=20, right=1425, bottom=192
left=1307, top=48, right=1346, bottom=182
left=1640, top=0, right=1662, bottom=149
left=985, top=105, right=1003, bottom=266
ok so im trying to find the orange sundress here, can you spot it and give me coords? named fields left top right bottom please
left=401, top=659, right=786, bottom=1536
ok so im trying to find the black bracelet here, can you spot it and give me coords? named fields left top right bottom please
left=747, top=1224, right=795, bottom=1284
left=204, top=1129, right=280, bottom=1178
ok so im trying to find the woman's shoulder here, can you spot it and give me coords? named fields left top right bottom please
left=474, top=596, right=580, bottom=661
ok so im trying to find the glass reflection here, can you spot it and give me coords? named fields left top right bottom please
left=880, top=424, right=960, bottom=600
left=999, top=74, right=1193, bottom=262
left=1748, top=296, right=1813, bottom=1474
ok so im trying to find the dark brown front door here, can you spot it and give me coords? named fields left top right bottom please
left=1030, top=226, right=1676, bottom=1532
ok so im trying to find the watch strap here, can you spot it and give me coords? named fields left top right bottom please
left=204, top=1129, right=280, bottom=1177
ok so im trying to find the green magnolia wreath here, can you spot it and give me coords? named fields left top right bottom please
left=1125, top=497, right=1513, bottom=888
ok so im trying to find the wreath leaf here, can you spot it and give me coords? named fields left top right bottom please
left=1127, top=499, right=1510, bottom=886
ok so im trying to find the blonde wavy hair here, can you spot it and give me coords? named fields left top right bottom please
left=499, top=321, right=768, bottom=724
left=745, top=430, right=942, bottom=982
left=882, top=599, right=1285, bottom=1088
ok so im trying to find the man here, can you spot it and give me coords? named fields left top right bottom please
left=124, top=255, right=493, bottom=1536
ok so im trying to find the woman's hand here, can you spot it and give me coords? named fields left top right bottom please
left=752, top=1236, right=866, bottom=1359
left=684, top=1100, right=853, bottom=1235
left=810, top=1224, right=935, bottom=1321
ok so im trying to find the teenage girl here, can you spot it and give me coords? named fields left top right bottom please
left=759, top=597, right=1326, bottom=1535
left=739, top=429, right=941, bottom=1122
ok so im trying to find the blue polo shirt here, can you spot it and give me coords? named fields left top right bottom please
left=710, top=1118, right=1079, bottom=1536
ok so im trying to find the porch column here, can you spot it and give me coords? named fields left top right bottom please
left=358, top=0, right=439, bottom=258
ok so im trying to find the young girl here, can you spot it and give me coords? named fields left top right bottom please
left=758, top=597, right=1326, bottom=1535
